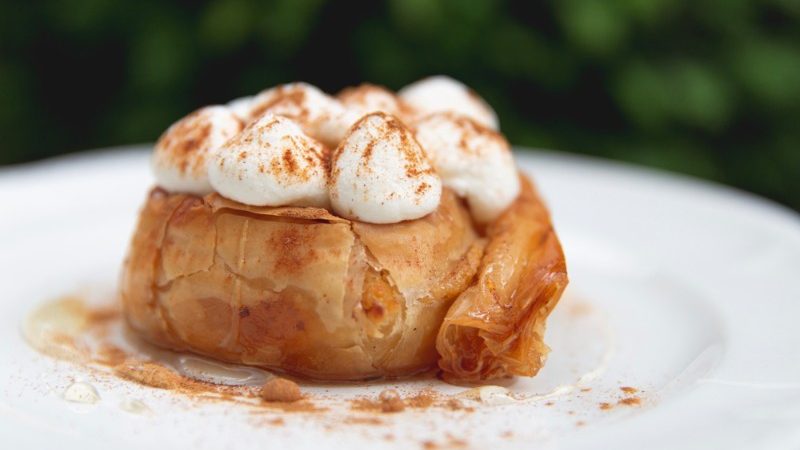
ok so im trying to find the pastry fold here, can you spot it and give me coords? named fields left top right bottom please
left=436, top=176, right=568, bottom=380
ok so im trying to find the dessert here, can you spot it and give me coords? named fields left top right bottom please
left=120, top=76, right=568, bottom=381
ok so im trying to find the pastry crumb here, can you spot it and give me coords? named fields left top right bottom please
left=379, top=389, right=405, bottom=412
left=259, top=378, right=303, bottom=403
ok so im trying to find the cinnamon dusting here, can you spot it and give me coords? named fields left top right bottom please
left=348, top=387, right=468, bottom=413
left=269, top=417, right=285, bottom=426
left=599, top=394, right=643, bottom=410
left=154, top=107, right=240, bottom=176
left=345, top=416, right=384, bottom=425
left=618, top=397, right=642, bottom=406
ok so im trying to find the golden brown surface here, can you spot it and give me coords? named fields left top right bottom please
left=259, top=378, right=303, bottom=403
left=121, top=188, right=483, bottom=380
left=436, top=176, right=568, bottom=380
left=120, top=174, right=566, bottom=381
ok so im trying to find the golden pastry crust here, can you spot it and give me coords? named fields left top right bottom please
left=436, top=176, right=568, bottom=380
left=120, top=174, right=567, bottom=381
left=121, top=188, right=483, bottom=380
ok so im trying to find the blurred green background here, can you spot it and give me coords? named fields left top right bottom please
left=1, top=0, right=799, bottom=209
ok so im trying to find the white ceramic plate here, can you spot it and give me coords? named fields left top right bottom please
left=1, top=147, right=799, bottom=450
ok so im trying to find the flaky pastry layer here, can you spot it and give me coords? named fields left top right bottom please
left=120, top=175, right=566, bottom=380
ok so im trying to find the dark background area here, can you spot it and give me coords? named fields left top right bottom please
left=1, top=0, right=799, bottom=209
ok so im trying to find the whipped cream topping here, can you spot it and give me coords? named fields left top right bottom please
left=329, top=112, right=442, bottom=223
left=227, top=96, right=254, bottom=120
left=399, top=76, right=499, bottom=130
left=208, top=114, right=329, bottom=208
left=338, top=84, right=411, bottom=120
left=248, top=82, right=356, bottom=147
left=413, top=112, right=519, bottom=223
left=151, top=78, right=519, bottom=225
left=152, top=106, right=243, bottom=195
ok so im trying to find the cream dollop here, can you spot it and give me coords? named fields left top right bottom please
left=338, top=84, right=411, bottom=120
left=413, top=112, right=519, bottom=223
left=227, top=96, right=254, bottom=120
left=399, top=76, right=499, bottom=130
left=153, top=78, right=520, bottom=225
left=152, top=106, right=243, bottom=195
left=248, top=82, right=357, bottom=148
left=330, top=112, right=442, bottom=224
left=208, top=114, right=329, bottom=208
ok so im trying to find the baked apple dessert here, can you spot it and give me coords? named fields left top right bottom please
left=121, top=76, right=567, bottom=381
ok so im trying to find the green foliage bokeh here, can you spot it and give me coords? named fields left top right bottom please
left=1, top=0, right=798, bottom=209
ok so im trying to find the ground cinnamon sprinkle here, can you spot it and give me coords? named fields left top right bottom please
left=96, top=344, right=129, bottom=366
left=599, top=395, right=643, bottom=410
left=449, top=439, right=468, bottom=448
left=415, top=182, right=431, bottom=196
left=110, top=355, right=324, bottom=413
left=352, top=389, right=414, bottom=412
left=35, top=296, right=487, bottom=427
left=113, top=361, right=184, bottom=389
left=156, top=111, right=214, bottom=175
left=260, top=378, right=303, bottom=403
left=618, top=397, right=641, bottom=406
left=113, top=361, right=236, bottom=395
left=445, top=433, right=468, bottom=448
left=345, top=417, right=384, bottom=425
left=256, top=399, right=327, bottom=413
left=349, top=387, right=472, bottom=414
left=620, top=386, right=638, bottom=394
left=445, top=398, right=473, bottom=412
left=29, top=297, right=329, bottom=415
left=404, top=388, right=437, bottom=408
left=282, top=148, right=299, bottom=174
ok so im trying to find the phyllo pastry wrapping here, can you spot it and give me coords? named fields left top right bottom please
left=436, top=176, right=568, bottom=380
left=121, top=188, right=484, bottom=380
left=121, top=174, right=566, bottom=381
